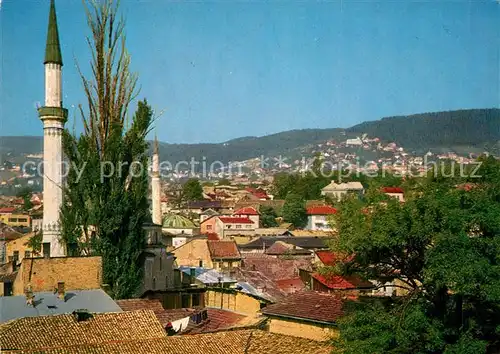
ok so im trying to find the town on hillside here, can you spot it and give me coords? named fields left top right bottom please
left=1, top=1, right=500, bottom=353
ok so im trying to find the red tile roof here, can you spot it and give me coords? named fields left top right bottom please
left=116, top=299, right=165, bottom=313
left=0, top=207, right=16, bottom=214
left=306, top=206, right=338, bottom=215
left=116, top=299, right=197, bottom=327
left=265, top=241, right=311, bottom=256
left=208, top=240, right=241, bottom=259
left=315, top=251, right=354, bottom=266
left=218, top=216, right=254, bottom=224
left=242, top=254, right=312, bottom=281
left=261, top=291, right=345, bottom=323
left=206, top=232, right=220, bottom=241
left=275, top=278, right=305, bottom=294
left=185, top=308, right=247, bottom=334
left=233, top=207, right=259, bottom=216
left=312, top=273, right=373, bottom=290
left=381, top=187, right=404, bottom=194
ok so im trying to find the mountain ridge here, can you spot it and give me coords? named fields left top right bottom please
left=1, top=108, right=499, bottom=163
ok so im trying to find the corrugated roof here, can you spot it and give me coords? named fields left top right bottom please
left=0, top=289, right=122, bottom=323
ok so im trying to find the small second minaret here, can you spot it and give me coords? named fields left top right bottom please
left=38, top=0, right=67, bottom=257
left=151, top=136, right=162, bottom=225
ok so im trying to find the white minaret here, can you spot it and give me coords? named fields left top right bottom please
left=151, top=136, right=162, bottom=225
left=38, top=0, right=67, bottom=257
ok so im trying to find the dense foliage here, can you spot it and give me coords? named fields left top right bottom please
left=282, top=193, right=307, bottom=228
left=61, top=100, right=153, bottom=299
left=330, top=156, right=500, bottom=353
left=259, top=205, right=279, bottom=227
left=182, top=178, right=204, bottom=202
left=59, top=0, right=152, bottom=299
left=16, top=187, right=33, bottom=211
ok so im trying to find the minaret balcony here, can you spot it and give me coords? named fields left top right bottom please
left=38, top=106, right=68, bottom=122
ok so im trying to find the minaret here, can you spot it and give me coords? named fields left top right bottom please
left=38, top=0, right=68, bottom=257
left=151, top=135, right=162, bottom=225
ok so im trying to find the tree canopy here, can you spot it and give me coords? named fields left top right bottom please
left=182, top=178, right=204, bottom=202
left=282, top=193, right=307, bottom=228
left=59, top=0, right=152, bottom=299
left=330, top=156, right=500, bottom=353
left=260, top=205, right=279, bottom=228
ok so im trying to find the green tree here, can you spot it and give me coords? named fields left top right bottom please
left=16, top=187, right=33, bottom=211
left=60, top=0, right=152, bottom=299
left=182, top=178, right=204, bottom=202
left=282, top=193, right=307, bottom=228
left=217, top=178, right=231, bottom=186
left=25, top=230, right=42, bottom=255
left=330, top=158, right=500, bottom=353
left=260, top=205, right=278, bottom=227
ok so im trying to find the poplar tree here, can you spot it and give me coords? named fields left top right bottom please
left=60, top=0, right=153, bottom=299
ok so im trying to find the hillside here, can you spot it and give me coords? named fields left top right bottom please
left=1, top=108, right=499, bottom=164
left=347, top=108, right=500, bottom=152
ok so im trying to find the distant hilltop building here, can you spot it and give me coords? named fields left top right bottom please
left=321, top=181, right=364, bottom=200
left=345, top=138, right=363, bottom=146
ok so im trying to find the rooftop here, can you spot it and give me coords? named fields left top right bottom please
left=233, top=207, right=260, bottom=216
left=218, top=216, right=254, bottom=224
left=162, top=213, right=196, bottom=229
left=208, top=240, right=241, bottom=259
left=311, top=273, right=374, bottom=290
left=0, top=310, right=166, bottom=352
left=381, top=187, right=404, bottom=194
left=322, top=181, right=364, bottom=191
left=264, top=241, right=312, bottom=256
left=0, top=289, right=122, bottom=323
left=239, top=236, right=330, bottom=250
left=1, top=329, right=332, bottom=353
left=306, top=206, right=338, bottom=215
left=261, top=291, right=344, bottom=324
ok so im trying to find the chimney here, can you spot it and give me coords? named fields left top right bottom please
left=57, top=281, right=65, bottom=301
left=25, top=284, right=34, bottom=306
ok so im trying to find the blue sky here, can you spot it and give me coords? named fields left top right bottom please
left=1, top=0, right=499, bottom=144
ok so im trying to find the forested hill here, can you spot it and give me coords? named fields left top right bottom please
left=1, top=108, right=499, bottom=163
left=347, top=108, right=500, bottom=149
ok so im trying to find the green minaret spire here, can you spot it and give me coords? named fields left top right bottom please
left=44, top=0, right=63, bottom=66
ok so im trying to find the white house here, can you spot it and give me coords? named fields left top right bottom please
left=232, top=207, right=260, bottom=227
left=321, top=181, right=364, bottom=200
left=381, top=187, right=405, bottom=202
left=306, top=206, right=338, bottom=231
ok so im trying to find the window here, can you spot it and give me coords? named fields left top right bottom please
left=165, top=276, right=169, bottom=288
left=245, top=225, right=252, bottom=229
left=13, top=251, right=19, bottom=262
left=24, top=251, right=31, bottom=259
left=199, top=260, right=203, bottom=267
left=159, top=257, right=162, bottom=271
left=152, top=277, right=156, bottom=290
left=19, top=218, right=27, bottom=223
left=207, top=225, right=212, bottom=230
left=236, top=225, right=241, bottom=229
